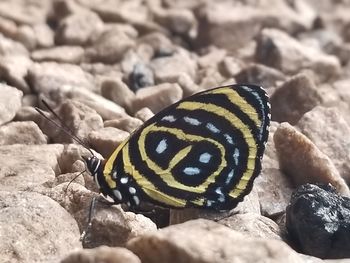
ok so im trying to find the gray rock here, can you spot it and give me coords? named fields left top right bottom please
left=129, top=63, right=155, bottom=92
left=286, top=184, right=350, bottom=259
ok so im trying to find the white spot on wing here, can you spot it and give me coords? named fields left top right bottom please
left=224, top=133, right=234, bottom=144
left=199, top=152, right=212, bottom=163
left=133, top=196, right=140, bottom=206
left=233, top=148, right=240, bottom=165
left=206, top=123, right=220, bottom=133
left=183, top=116, right=201, bottom=126
left=156, top=139, right=167, bottom=154
left=183, top=167, right=200, bottom=175
left=225, top=169, right=234, bottom=185
left=162, top=115, right=176, bottom=122
left=129, top=187, right=136, bottom=195
left=112, top=170, right=117, bottom=179
left=120, top=177, right=128, bottom=184
left=113, top=189, right=122, bottom=200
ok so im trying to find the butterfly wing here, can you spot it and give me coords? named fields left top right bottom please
left=105, top=84, right=270, bottom=210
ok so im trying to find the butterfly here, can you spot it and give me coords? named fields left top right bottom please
left=83, top=84, right=270, bottom=211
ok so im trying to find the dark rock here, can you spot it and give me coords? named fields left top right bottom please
left=129, top=63, right=155, bottom=92
left=286, top=183, right=350, bottom=259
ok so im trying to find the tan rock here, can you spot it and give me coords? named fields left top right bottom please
left=0, top=144, right=63, bottom=191
left=256, top=28, right=341, bottom=82
left=0, top=55, right=33, bottom=93
left=274, top=122, right=350, bottom=196
left=85, top=27, right=135, bottom=64
left=152, top=6, right=196, bottom=35
left=0, top=191, right=81, bottom=262
left=16, top=25, right=36, bottom=50
left=88, top=127, right=129, bottom=158
left=297, top=106, right=350, bottom=183
left=61, top=246, right=141, bottom=263
left=0, top=33, right=28, bottom=56
left=219, top=213, right=282, bottom=240
left=150, top=48, right=197, bottom=82
left=0, top=83, right=23, bottom=125
left=56, top=10, right=104, bottom=45
left=0, top=0, right=51, bottom=25
left=100, top=78, right=135, bottom=111
left=132, top=83, right=183, bottom=114
left=177, top=73, right=200, bottom=97
left=31, top=46, right=85, bottom=64
left=196, top=1, right=315, bottom=52
left=127, top=219, right=304, bottom=263
left=134, top=107, right=154, bottom=122
left=0, top=16, right=17, bottom=38
left=234, top=64, right=286, bottom=96
left=28, top=62, right=96, bottom=93
left=0, top=121, right=47, bottom=145
left=104, top=117, right=143, bottom=133
left=38, top=100, right=103, bottom=144
left=270, top=74, right=322, bottom=124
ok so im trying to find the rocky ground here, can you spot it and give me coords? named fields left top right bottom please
left=1, top=0, right=350, bottom=262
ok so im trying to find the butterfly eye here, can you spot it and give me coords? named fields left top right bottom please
left=84, top=156, right=101, bottom=176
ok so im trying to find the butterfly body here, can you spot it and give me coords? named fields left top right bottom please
left=86, top=84, right=270, bottom=211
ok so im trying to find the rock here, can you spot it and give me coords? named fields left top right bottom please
left=61, top=246, right=141, bottom=263
left=150, top=49, right=197, bottom=82
left=137, top=32, right=174, bottom=55
left=152, top=6, right=196, bottom=36
left=38, top=100, right=103, bottom=144
left=197, top=47, right=227, bottom=69
left=104, top=116, right=143, bottom=133
left=0, top=16, right=17, bottom=38
left=286, top=184, right=350, bottom=259
left=80, top=63, right=123, bottom=79
left=255, top=28, right=341, bottom=82
left=0, top=55, right=33, bottom=93
left=0, top=33, right=28, bottom=56
left=234, top=64, right=286, bottom=96
left=129, top=63, right=155, bottom=92
left=0, top=0, right=51, bottom=25
left=15, top=25, right=36, bottom=50
left=219, top=213, right=282, bottom=240
left=219, top=56, right=243, bottom=78
left=134, top=107, right=154, bottom=122
left=43, top=85, right=126, bottom=120
left=127, top=219, right=304, bottom=263
left=28, top=62, right=96, bottom=94
left=101, top=78, right=135, bottom=110
left=132, top=83, right=183, bottom=114
left=0, top=144, right=63, bottom=191
left=31, top=46, right=85, bottom=64
left=88, top=127, right=129, bottom=158
left=270, top=74, right=322, bottom=125
left=196, top=1, right=315, bottom=52
left=273, top=122, right=350, bottom=196
left=0, top=191, right=81, bottom=262
left=297, top=106, right=350, bottom=183
left=22, top=94, right=38, bottom=107
left=0, top=121, right=47, bottom=145
left=32, top=23, right=54, bottom=48
left=85, top=27, right=135, bottom=64
left=177, top=73, right=200, bottom=97
left=0, top=83, right=23, bottom=125
left=71, top=194, right=157, bottom=248
left=56, top=10, right=104, bottom=45
left=198, top=66, right=225, bottom=90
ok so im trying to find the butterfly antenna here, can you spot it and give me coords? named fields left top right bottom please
left=35, top=100, right=94, bottom=156
left=65, top=169, right=86, bottom=192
